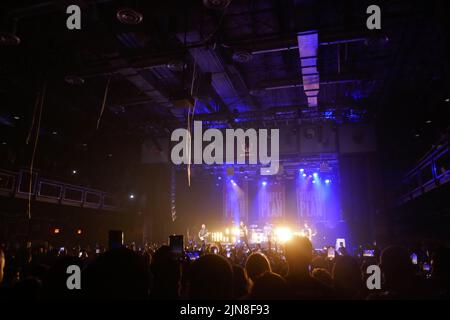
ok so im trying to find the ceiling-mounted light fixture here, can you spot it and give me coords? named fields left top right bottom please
left=203, top=0, right=231, bottom=10
left=0, top=32, right=20, bottom=46
left=249, top=89, right=266, bottom=97
left=0, top=19, right=21, bottom=46
left=232, top=50, right=253, bottom=63
left=64, top=75, right=85, bottom=86
left=166, top=60, right=187, bottom=72
left=116, top=8, right=143, bottom=25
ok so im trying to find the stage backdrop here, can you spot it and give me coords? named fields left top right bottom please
left=223, top=181, right=249, bottom=224
left=296, top=182, right=326, bottom=221
left=257, top=183, right=285, bottom=221
left=222, top=176, right=341, bottom=227
left=224, top=180, right=286, bottom=224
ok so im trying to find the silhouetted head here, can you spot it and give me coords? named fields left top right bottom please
left=189, top=254, right=233, bottom=299
left=332, top=255, right=363, bottom=298
left=152, top=245, right=172, bottom=263
left=232, top=264, right=251, bottom=299
left=245, top=252, right=271, bottom=282
left=43, top=256, right=83, bottom=299
left=380, top=246, right=413, bottom=290
left=83, top=247, right=149, bottom=299
left=311, top=256, right=328, bottom=270
left=250, top=272, right=288, bottom=300
left=150, top=245, right=181, bottom=299
left=12, top=278, right=42, bottom=299
left=284, top=236, right=313, bottom=275
left=312, top=268, right=333, bottom=288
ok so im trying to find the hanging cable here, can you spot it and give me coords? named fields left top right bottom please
left=186, top=63, right=198, bottom=186
left=188, top=99, right=198, bottom=187
left=26, top=90, right=41, bottom=145
left=96, top=76, right=112, bottom=130
left=190, top=63, right=197, bottom=96
left=27, top=81, right=46, bottom=220
left=187, top=104, right=192, bottom=186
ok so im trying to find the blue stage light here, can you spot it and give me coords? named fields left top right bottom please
left=312, top=180, right=316, bottom=184
left=218, top=176, right=222, bottom=180
left=325, top=179, right=331, bottom=184
left=299, top=168, right=304, bottom=173
left=302, top=173, right=307, bottom=178
left=313, top=172, right=318, bottom=178
left=262, top=181, right=267, bottom=186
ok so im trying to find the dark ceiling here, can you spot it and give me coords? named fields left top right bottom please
left=0, top=0, right=449, bottom=193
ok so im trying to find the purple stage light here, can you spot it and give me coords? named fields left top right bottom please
left=262, top=181, right=267, bottom=186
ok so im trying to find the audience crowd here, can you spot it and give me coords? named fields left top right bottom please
left=1, top=236, right=450, bottom=300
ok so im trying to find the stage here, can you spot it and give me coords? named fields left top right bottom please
left=174, top=158, right=351, bottom=249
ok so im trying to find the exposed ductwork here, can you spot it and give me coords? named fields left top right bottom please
left=113, top=60, right=186, bottom=122
left=251, top=37, right=367, bottom=55
left=177, top=31, right=259, bottom=114
left=297, top=31, right=320, bottom=108
left=178, top=32, right=238, bottom=105
left=118, top=67, right=173, bottom=109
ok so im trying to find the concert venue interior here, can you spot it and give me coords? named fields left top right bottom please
left=0, top=0, right=449, bottom=301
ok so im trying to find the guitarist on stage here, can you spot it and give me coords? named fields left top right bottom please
left=301, top=222, right=317, bottom=242
left=239, top=221, right=251, bottom=251
left=198, top=224, right=209, bottom=249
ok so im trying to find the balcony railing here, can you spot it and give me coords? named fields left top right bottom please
left=0, top=168, right=119, bottom=211
left=398, top=132, right=450, bottom=205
